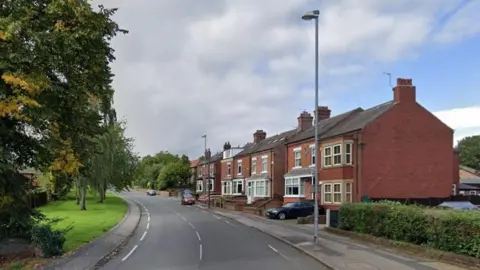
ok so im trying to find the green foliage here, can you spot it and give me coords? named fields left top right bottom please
left=339, top=202, right=480, bottom=258
left=134, top=152, right=191, bottom=189
left=457, top=135, right=480, bottom=170
left=30, top=218, right=71, bottom=258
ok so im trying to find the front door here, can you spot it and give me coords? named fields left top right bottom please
left=246, top=181, right=253, bottom=204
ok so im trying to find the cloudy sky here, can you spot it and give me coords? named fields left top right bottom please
left=95, top=0, right=480, bottom=158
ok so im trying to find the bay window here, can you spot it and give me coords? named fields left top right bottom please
left=285, top=178, right=305, bottom=196
left=333, top=145, right=342, bottom=165
left=333, top=183, right=342, bottom=203
left=233, top=180, right=243, bottom=194
left=323, top=147, right=332, bottom=167
left=345, top=182, right=352, bottom=202
left=196, top=181, right=203, bottom=192
left=345, top=143, right=352, bottom=164
left=322, top=142, right=354, bottom=167
left=222, top=181, right=232, bottom=195
left=323, top=184, right=332, bottom=203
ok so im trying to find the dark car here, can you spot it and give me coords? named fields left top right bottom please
left=146, top=189, right=156, bottom=196
left=265, top=201, right=319, bottom=220
left=181, top=194, right=195, bottom=205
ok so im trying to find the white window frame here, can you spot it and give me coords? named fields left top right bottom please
left=210, top=163, right=214, bottom=175
left=284, top=177, right=305, bottom=197
left=221, top=181, right=232, bottom=195
left=196, top=181, right=203, bottom=192
left=227, top=162, right=231, bottom=176
left=310, top=144, right=315, bottom=167
left=261, top=155, right=268, bottom=173
left=345, top=182, right=352, bottom=202
left=232, top=179, right=243, bottom=195
left=345, top=143, right=352, bottom=165
left=333, top=183, right=342, bottom=203
left=207, top=179, right=214, bottom=192
left=237, top=160, right=242, bottom=175
left=333, top=145, right=342, bottom=165
left=323, top=147, right=332, bottom=167
left=323, top=184, right=332, bottom=203
left=293, top=147, right=301, bottom=168
left=251, top=158, right=257, bottom=175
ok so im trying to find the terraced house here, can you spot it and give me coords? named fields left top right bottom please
left=219, top=142, right=248, bottom=196
left=284, top=78, right=458, bottom=209
left=195, top=150, right=222, bottom=195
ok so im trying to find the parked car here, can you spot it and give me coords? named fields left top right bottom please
left=146, top=189, right=156, bottom=196
left=181, top=194, right=195, bottom=205
left=265, top=201, right=320, bottom=220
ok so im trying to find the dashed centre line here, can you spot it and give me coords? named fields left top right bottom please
left=268, top=244, right=289, bottom=260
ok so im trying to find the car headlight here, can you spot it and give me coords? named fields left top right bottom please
left=270, top=210, right=278, bottom=213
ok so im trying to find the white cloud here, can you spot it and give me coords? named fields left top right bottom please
left=94, top=0, right=480, bottom=157
left=433, top=106, right=480, bottom=144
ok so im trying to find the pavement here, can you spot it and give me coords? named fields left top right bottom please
left=201, top=205, right=473, bottom=270
left=38, top=192, right=141, bottom=270
left=99, top=192, right=330, bottom=270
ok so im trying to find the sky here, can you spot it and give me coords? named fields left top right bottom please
left=94, top=0, right=480, bottom=158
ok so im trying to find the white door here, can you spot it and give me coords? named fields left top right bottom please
left=246, top=181, right=253, bottom=204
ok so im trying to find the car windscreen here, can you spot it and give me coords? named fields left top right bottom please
left=282, top=203, right=294, bottom=208
left=184, top=194, right=193, bottom=199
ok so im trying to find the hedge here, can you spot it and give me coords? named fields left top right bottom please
left=338, top=201, right=480, bottom=258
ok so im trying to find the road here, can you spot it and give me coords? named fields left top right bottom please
left=101, top=192, right=329, bottom=270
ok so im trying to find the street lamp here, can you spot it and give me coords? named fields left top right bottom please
left=302, top=9, right=320, bottom=244
left=201, top=135, right=211, bottom=208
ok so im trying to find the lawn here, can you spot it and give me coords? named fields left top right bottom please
left=39, top=191, right=127, bottom=252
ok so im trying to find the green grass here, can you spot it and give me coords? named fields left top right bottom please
left=39, top=191, right=127, bottom=252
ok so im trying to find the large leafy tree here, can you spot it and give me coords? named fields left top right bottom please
left=457, top=135, right=480, bottom=170
left=0, top=0, right=126, bottom=236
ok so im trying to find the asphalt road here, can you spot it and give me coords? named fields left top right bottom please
left=100, top=192, right=329, bottom=270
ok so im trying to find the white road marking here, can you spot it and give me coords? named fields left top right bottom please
left=181, top=216, right=187, bottom=221
left=147, top=216, right=150, bottom=222
left=188, top=222, right=195, bottom=229
left=196, top=231, right=201, bottom=242
left=225, top=220, right=236, bottom=226
left=199, top=244, right=203, bottom=260
left=121, top=245, right=138, bottom=262
left=140, top=231, right=147, bottom=241
left=268, top=245, right=288, bottom=260
left=212, top=214, right=221, bottom=219
left=202, top=210, right=209, bottom=214
left=146, top=222, right=150, bottom=230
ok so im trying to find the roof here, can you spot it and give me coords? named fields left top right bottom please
left=460, top=183, right=480, bottom=190
left=287, top=108, right=362, bottom=144
left=284, top=167, right=314, bottom=178
left=198, top=152, right=223, bottom=165
left=190, top=159, right=201, bottom=168
left=460, top=178, right=480, bottom=185
left=237, top=129, right=298, bottom=156
left=321, top=101, right=395, bottom=139
left=460, top=165, right=480, bottom=178
left=437, top=201, right=478, bottom=209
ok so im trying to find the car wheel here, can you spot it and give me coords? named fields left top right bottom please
left=277, top=213, right=286, bottom=220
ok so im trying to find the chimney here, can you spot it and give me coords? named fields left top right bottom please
left=253, top=130, right=267, bottom=143
left=205, top=148, right=211, bottom=160
left=297, top=111, right=313, bottom=131
left=393, top=78, right=416, bottom=103
left=314, top=106, right=331, bottom=121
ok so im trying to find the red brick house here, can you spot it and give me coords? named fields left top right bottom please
left=219, top=142, right=252, bottom=196
left=284, top=78, right=457, bottom=209
left=189, top=159, right=201, bottom=185
left=195, top=150, right=222, bottom=195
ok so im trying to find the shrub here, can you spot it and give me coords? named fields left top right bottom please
left=338, top=202, right=480, bottom=258
left=30, top=219, right=71, bottom=258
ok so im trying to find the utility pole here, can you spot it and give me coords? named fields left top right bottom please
left=202, top=135, right=211, bottom=209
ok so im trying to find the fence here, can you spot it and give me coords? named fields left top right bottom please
left=28, top=191, right=48, bottom=208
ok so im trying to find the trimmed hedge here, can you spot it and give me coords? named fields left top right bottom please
left=338, top=202, right=480, bottom=258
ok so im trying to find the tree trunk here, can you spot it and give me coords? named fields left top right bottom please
left=80, top=177, right=87, bottom=211
left=76, top=181, right=80, bottom=205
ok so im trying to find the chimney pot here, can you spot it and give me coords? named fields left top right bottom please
left=393, top=77, right=416, bottom=103
left=314, top=106, right=331, bottom=122
left=297, top=111, right=313, bottom=131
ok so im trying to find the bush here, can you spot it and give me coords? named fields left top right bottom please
left=30, top=219, right=71, bottom=258
left=338, top=202, right=480, bottom=258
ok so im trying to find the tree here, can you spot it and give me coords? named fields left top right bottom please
left=457, top=135, right=480, bottom=170
left=0, top=0, right=126, bottom=233
left=157, top=161, right=192, bottom=190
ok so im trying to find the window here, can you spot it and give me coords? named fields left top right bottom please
left=333, top=145, right=342, bottom=165
left=345, top=182, right=352, bottom=202
left=252, top=158, right=257, bottom=174
left=294, top=150, right=301, bottom=167
left=323, top=147, right=332, bottom=167
left=323, top=184, right=332, bottom=203
left=227, top=163, right=231, bottom=176
left=345, top=143, right=352, bottom=164
left=196, top=181, right=203, bottom=192
left=233, top=180, right=243, bottom=194
left=333, top=183, right=342, bottom=203
left=255, top=180, right=266, bottom=196
left=210, top=164, right=214, bottom=175
left=261, top=156, right=268, bottom=172
left=197, top=167, right=202, bottom=177
left=237, top=160, right=242, bottom=175
left=222, top=181, right=232, bottom=195
left=285, top=178, right=305, bottom=196
left=310, top=146, right=316, bottom=166
left=208, top=179, right=214, bottom=192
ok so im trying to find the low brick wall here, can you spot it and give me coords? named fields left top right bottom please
left=243, top=207, right=263, bottom=216
left=158, top=191, right=171, bottom=197
left=224, top=201, right=244, bottom=211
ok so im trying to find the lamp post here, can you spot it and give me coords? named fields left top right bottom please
left=302, top=9, right=320, bottom=244
left=201, top=135, right=211, bottom=208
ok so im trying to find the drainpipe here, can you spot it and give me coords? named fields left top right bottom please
left=270, top=150, right=274, bottom=199
left=354, top=132, right=363, bottom=202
